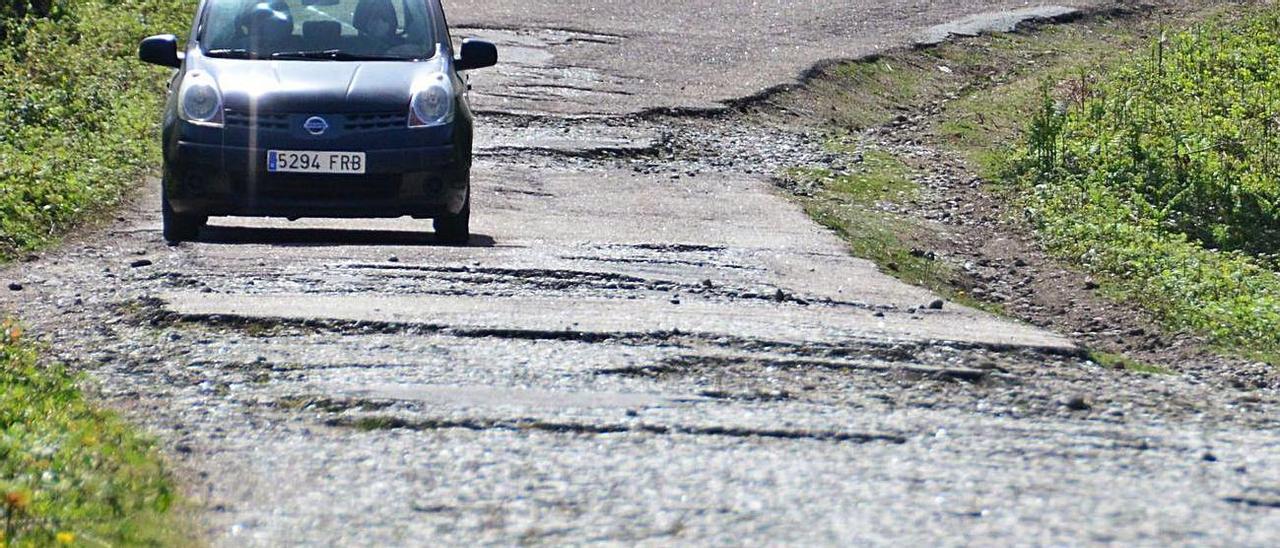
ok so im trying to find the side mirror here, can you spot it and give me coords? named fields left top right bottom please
left=455, top=39, right=497, bottom=71
left=139, top=34, right=183, bottom=68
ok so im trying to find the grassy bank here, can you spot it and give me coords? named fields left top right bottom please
left=765, top=20, right=1152, bottom=313
left=0, top=0, right=191, bottom=259
left=0, top=320, right=184, bottom=544
left=2, top=3, right=191, bottom=540
left=771, top=5, right=1280, bottom=361
left=1015, top=10, right=1280, bottom=356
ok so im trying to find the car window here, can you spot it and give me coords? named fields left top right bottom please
left=200, top=0, right=437, bottom=60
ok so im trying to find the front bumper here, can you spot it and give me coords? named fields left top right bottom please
left=166, top=141, right=468, bottom=219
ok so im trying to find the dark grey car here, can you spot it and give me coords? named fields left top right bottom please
left=138, top=0, right=497, bottom=244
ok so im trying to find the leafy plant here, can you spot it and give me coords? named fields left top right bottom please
left=0, top=0, right=192, bottom=259
left=1015, top=10, right=1280, bottom=354
left=0, top=320, right=185, bottom=544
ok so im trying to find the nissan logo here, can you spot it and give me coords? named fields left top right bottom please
left=303, top=116, right=329, bottom=135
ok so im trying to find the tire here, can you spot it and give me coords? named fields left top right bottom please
left=433, top=191, right=470, bottom=246
left=161, top=190, right=206, bottom=243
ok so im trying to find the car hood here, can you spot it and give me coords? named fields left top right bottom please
left=192, top=53, right=448, bottom=114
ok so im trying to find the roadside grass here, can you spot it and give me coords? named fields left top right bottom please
left=814, top=59, right=939, bottom=130
left=1087, top=350, right=1172, bottom=375
left=773, top=7, right=1280, bottom=364
left=931, top=27, right=1151, bottom=179
left=0, top=320, right=187, bottom=545
left=0, top=0, right=191, bottom=260
left=2, top=3, right=196, bottom=542
left=765, top=21, right=1156, bottom=314
left=1013, top=9, right=1280, bottom=357
left=779, top=148, right=989, bottom=310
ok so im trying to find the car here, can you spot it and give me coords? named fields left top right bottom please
left=137, top=0, right=497, bottom=244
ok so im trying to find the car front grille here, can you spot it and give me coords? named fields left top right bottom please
left=225, top=111, right=290, bottom=130
left=343, top=112, right=404, bottom=131
left=223, top=111, right=404, bottom=133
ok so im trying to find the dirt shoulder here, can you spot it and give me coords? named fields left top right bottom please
left=758, top=1, right=1279, bottom=390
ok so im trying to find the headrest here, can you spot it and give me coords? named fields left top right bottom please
left=241, top=2, right=293, bottom=41
left=353, top=0, right=397, bottom=35
left=302, top=20, right=342, bottom=42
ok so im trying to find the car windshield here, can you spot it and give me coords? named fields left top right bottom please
left=199, top=0, right=436, bottom=60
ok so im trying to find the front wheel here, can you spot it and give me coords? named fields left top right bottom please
left=433, top=191, right=470, bottom=246
left=162, top=191, right=206, bottom=243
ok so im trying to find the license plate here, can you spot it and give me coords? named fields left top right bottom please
left=267, top=150, right=366, bottom=174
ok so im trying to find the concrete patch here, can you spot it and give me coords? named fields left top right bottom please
left=475, top=124, right=664, bottom=157
left=159, top=291, right=1078, bottom=354
left=455, top=26, right=637, bottom=115
left=915, top=6, right=1082, bottom=47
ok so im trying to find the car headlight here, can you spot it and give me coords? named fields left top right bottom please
left=179, top=71, right=224, bottom=127
left=408, top=75, right=454, bottom=128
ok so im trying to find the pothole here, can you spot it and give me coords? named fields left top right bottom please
left=476, top=123, right=667, bottom=158
left=456, top=26, right=636, bottom=115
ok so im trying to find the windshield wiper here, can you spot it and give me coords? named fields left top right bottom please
left=205, top=48, right=260, bottom=59
left=269, top=49, right=409, bottom=61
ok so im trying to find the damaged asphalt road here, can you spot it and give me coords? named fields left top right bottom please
left=4, top=0, right=1280, bottom=544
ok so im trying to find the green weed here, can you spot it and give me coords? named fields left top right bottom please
left=0, top=0, right=193, bottom=259
left=1015, top=10, right=1280, bottom=355
left=0, top=320, right=187, bottom=544
left=1087, top=350, right=1172, bottom=375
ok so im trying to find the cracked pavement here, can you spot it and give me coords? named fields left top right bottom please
left=4, top=0, right=1280, bottom=544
